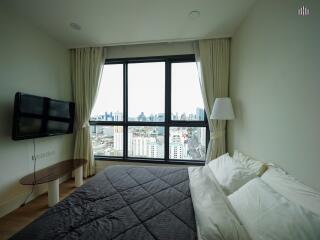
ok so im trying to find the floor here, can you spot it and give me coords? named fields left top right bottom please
left=0, top=179, right=80, bottom=240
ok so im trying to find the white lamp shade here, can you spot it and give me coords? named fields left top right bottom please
left=210, top=98, right=235, bottom=120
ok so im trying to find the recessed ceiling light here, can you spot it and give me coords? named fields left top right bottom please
left=70, top=22, right=81, bottom=31
left=188, top=10, right=200, bottom=20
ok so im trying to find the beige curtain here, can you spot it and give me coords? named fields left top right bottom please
left=70, top=47, right=104, bottom=177
left=194, top=39, right=230, bottom=162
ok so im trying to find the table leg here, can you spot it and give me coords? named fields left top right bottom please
left=74, top=166, right=83, bottom=187
left=48, top=179, right=59, bottom=207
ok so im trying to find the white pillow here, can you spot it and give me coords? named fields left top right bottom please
left=208, top=153, right=256, bottom=195
left=261, top=165, right=320, bottom=216
left=233, top=150, right=268, bottom=176
left=229, top=178, right=320, bottom=240
left=189, top=165, right=251, bottom=240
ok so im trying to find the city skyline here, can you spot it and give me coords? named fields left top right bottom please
left=91, top=125, right=206, bottom=160
left=90, top=107, right=205, bottom=121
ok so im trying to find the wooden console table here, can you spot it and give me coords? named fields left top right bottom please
left=20, top=159, right=87, bottom=207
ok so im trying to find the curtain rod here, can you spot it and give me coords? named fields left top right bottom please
left=68, top=36, right=232, bottom=49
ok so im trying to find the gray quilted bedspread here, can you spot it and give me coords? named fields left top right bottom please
left=11, top=165, right=197, bottom=240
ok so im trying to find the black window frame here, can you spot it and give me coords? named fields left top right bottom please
left=90, top=54, right=208, bottom=165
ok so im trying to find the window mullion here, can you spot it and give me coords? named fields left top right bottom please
left=164, top=61, right=171, bottom=161
left=123, top=63, right=128, bottom=159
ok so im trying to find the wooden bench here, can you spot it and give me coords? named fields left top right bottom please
left=20, top=159, right=87, bottom=207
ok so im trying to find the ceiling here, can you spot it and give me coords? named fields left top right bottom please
left=3, top=0, right=256, bottom=48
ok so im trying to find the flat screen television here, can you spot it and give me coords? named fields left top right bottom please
left=12, top=92, right=75, bottom=140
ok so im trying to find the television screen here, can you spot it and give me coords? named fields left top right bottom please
left=48, top=100, right=72, bottom=118
left=47, top=120, right=70, bottom=133
left=12, top=92, right=75, bottom=140
left=20, top=94, right=45, bottom=115
left=18, top=117, right=42, bottom=135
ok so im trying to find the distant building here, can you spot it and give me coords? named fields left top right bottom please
left=200, top=127, right=206, bottom=148
left=188, top=113, right=194, bottom=120
left=137, top=112, right=147, bottom=122
left=113, top=111, right=123, bottom=121
left=130, top=136, right=148, bottom=156
left=114, top=126, right=123, bottom=154
left=105, top=112, right=113, bottom=121
left=96, top=126, right=104, bottom=134
left=157, top=113, right=165, bottom=122
left=170, top=143, right=183, bottom=159
left=103, top=126, right=113, bottom=136
left=91, top=108, right=205, bottom=160
left=172, top=112, right=179, bottom=120
left=91, top=125, right=97, bottom=134
left=92, top=115, right=105, bottom=120
left=196, top=107, right=205, bottom=120
left=147, top=138, right=163, bottom=158
left=148, top=114, right=155, bottom=122
left=180, top=113, right=187, bottom=120
left=169, top=132, right=184, bottom=159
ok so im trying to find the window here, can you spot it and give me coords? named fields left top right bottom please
left=91, top=64, right=123, bottom=121
left=128, top=62, right=165, bottom=122
left=171, top=62, right=204, bottom=121
left=90, top=55, right=208, bottom=164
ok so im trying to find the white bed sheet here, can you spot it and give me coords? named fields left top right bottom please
left=261, top=165, right=320, bottom=215
left=188, top=165, right=251, bottom=240
left=229, top=178, right=320, bottom=240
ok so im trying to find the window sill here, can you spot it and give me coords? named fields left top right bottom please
left=94, top=156, right=205, bottom=166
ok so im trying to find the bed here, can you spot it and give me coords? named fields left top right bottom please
left=10, top=166, right=197, bottom=240
left=10, top=152, right=320, bottom=240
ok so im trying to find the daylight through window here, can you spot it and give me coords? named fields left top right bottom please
left=90, top=55, right=208, bottom=163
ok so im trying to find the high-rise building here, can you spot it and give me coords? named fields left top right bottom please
left=129, top=136, right=147, bottom=156
left=127, top=127, right=164, bottom=158
left=200, top=127, right=206, bottom=149
left=170, top=143, right=183, bottom=159
left=169, top=132, right=184, bottom=159
left=113, top=126, right=123, bottom=154
left=105, top=112, right=113, bottom=121
left=148, top=114, right=155, bottom=122
left=114, top=111, right=123, bottom=121
left=147, top=138, right=162, bottom=158
left=96, top=126, right=104, bottom=134
left=91, top=125, right=97, bottom=135
left=196, top=107, right=205, bottom=120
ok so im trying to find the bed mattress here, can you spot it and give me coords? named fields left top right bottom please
left=10, top=165, right=197, bottom=240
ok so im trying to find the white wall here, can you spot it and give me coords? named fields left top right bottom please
left=0, top=6, right=73, bottom=216
left=106, top=41, right=194, bottom=59
left=228, top=0, right=320, bottom=190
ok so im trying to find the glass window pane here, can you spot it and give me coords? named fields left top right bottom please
left=91, top=126, right=123, bottom=156
left=91, top=64, right=123, bottom=121
left=171, top=62, right=205, bottom=121
left=169, top=127, right=206, bottom=160
left=128, top=62, right=165, bottom=122
left=128, top=126, right=164, bottom=158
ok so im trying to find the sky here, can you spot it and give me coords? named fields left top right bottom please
left=91, top=62, right=204, bottom=117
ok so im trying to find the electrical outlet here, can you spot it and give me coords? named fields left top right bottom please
left=32, top=150, right=55, bottom=160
